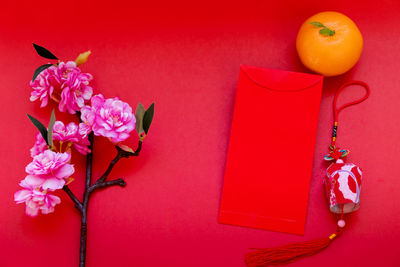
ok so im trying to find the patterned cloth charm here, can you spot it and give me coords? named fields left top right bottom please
left=325, top=159, right=362, bottom=213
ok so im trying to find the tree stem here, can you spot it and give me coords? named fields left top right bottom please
left=61, top=124, right=142, bottom=266
left=62, top=185, right=82, bottom=212
left=89, top=178, right=126, bottom=192
left=79, top=132, right=93, bottom=267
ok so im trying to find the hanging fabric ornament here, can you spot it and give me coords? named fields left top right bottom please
left=245, top=80, right=370, bottom=266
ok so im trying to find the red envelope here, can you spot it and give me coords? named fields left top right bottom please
left=219, top=65, right=323, bottom=235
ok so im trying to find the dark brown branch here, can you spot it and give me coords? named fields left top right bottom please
left=62, top=185, right=83, bottom=212
left=128, top=139, right=142, bottom=157
left=95, top=152, right=121, bottom=184
left=93, top=140, right=142, bottom=185
left=73, top=124, right=142, bottom=267
left=88, top=178, right=126, bottom=193
left=70, top=80, right=148, bottom=267
left=80, top=132, right=93, bottom=267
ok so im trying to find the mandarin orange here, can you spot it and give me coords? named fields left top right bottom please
left=296, top=11, right=363, bottom=76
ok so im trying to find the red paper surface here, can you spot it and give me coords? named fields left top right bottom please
left=219, top=65, right=323, bottom=235
left=1, top=1, right=400, bottom=267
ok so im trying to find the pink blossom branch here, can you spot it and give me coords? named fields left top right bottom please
left=62, top=185, right=83, bottom=212
left=25, top=47, right=153, bottom=267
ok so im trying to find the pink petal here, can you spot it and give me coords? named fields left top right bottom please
left=14, top=190, right=31, bottom=203
left=65, top=61, right=77, bottom=69
left=66, top=122, right=78, bottom=134
left=25, top=204, right=40, bottom=217
left=118, top=133, right=129, bottom=141
left=40, top=96, right=48, bottom=107
left=53, top=164, right=74, bottom=179
left=47, top=194, right=61, bottom=205
left=41, top=178, right=65, bottom=190
left=40, top=206, right=55, bottom=214
left=75, top=96, right=85, bottom=108
left=79, top=123, right=91, bottom=137
left=24, top=175, right=46, bottom=187
left=91, top=94, right=105, bottom=110
left=73, top=143, right=90, bottom=155
left=82, top=86, right=93, bottom=100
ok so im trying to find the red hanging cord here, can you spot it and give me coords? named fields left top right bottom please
left=331, top=81, right=370, bottom=146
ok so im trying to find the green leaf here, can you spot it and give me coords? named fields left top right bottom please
left=27, top=114, right=49, bottom=146
left=32, top=64, right=53, bottom=82
left=135, top=103, right=146, bottom=135
left=32, top=43, right=58, bottom=60
left=142, top=103, right=155, bottom=134
left=309, top=21, right=324, bottom=28
left=319, top=28, right=335, bottom=36
left=47, top=110, right=56, bottom=147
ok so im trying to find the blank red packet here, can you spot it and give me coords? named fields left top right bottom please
left=219, top=65, right=323, bottom=235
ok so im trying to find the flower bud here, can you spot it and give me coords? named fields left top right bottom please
left=75, top=50, right=91, bottom=66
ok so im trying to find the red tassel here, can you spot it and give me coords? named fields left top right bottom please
left=245, top=232, right=340, bottom=266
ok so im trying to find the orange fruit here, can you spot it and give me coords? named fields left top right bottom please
left=296, top=11, right=363, bottom=77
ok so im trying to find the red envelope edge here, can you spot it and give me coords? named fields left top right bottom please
left=219, top=65, right=323, bottom=235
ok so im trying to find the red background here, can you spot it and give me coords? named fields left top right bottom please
left=0, top=1, right=399, bottom=266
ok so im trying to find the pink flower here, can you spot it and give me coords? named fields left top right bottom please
left=71, top=136, right=91, bottom=155
left=14, top=179, right=61, bottom=217
left=53, top=121, right=80, bottom=142
left=30, top=61, right=93, bottom=114
left=25, top=150, right=74, bottom=190
left=58, top=62, right=93, bottom=114
left=90, top=93, right=106, bottom=110
left=30, top=65, right=61, bottom=108
left=30, top=132, right=47, bottom=157
left=52, top=121, right=91, bottom=154
left=30, top=121, right=90, bottom=156
left=79, top=105, right=96, bottom=137
left=80, top=94, right=136, bottom=143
